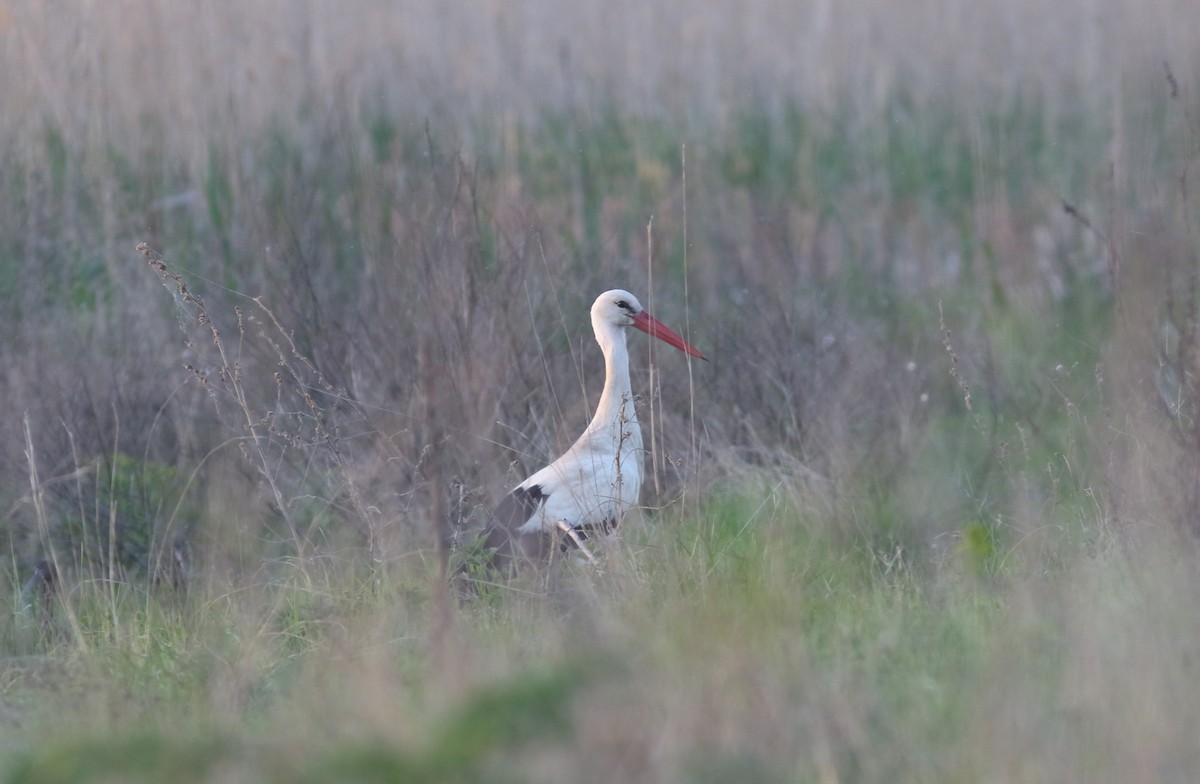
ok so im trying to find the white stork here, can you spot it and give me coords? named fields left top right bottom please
left=477, top=289, right=706, bottom=573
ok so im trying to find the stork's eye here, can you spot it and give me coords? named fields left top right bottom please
left=616, top=300, right=631, bottom=311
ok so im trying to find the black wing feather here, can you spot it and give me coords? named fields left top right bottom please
left=565, top=516, right=619, bottom=544
left=480, top=484, right=547, bottom=570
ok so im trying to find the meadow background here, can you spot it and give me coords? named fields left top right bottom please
left=3, top=1, right=1200, bottom=781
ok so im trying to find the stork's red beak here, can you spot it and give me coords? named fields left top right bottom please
left=631, top=311, right=707, bottom=360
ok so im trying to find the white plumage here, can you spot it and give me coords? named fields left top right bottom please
left=479, top=289, right=705, bottom=570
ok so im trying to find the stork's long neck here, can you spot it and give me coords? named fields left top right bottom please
left=588, top=321, right=637, bottom=436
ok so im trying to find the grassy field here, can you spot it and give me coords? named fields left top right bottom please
left=3, top=1, right=1200, bottom=781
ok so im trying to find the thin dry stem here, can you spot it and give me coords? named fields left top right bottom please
left=939, top=300, right=984, bottom=434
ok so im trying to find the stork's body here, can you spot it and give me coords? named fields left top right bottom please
left=479, top=290, right=705, bottom=570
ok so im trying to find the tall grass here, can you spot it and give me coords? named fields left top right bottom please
left=3, top=1, right=1200, bottom=781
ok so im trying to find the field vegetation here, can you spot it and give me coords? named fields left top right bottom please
left=3, top=1, right=1200, bottom=781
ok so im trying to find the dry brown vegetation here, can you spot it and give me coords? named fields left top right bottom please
left=3, top=1, right=1200, bottom=782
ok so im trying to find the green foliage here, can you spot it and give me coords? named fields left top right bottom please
left=57, top=452, right=193, bottom=581
left=2, top=643, right=587, bottom=784
left=960, top=519, right=1000, bottom=577
left=43, top=122, right=68, bottom=197
left=418, top=664, right=583, bottom=777
left=203, top=145, right=235, bottom=267
left=6, top=732, right=229, bottom=784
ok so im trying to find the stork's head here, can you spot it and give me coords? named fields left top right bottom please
left=591, top=289, right=707, bottom=360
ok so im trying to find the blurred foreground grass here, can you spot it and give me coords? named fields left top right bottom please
left=4, top=1, right=1200, bottom=781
